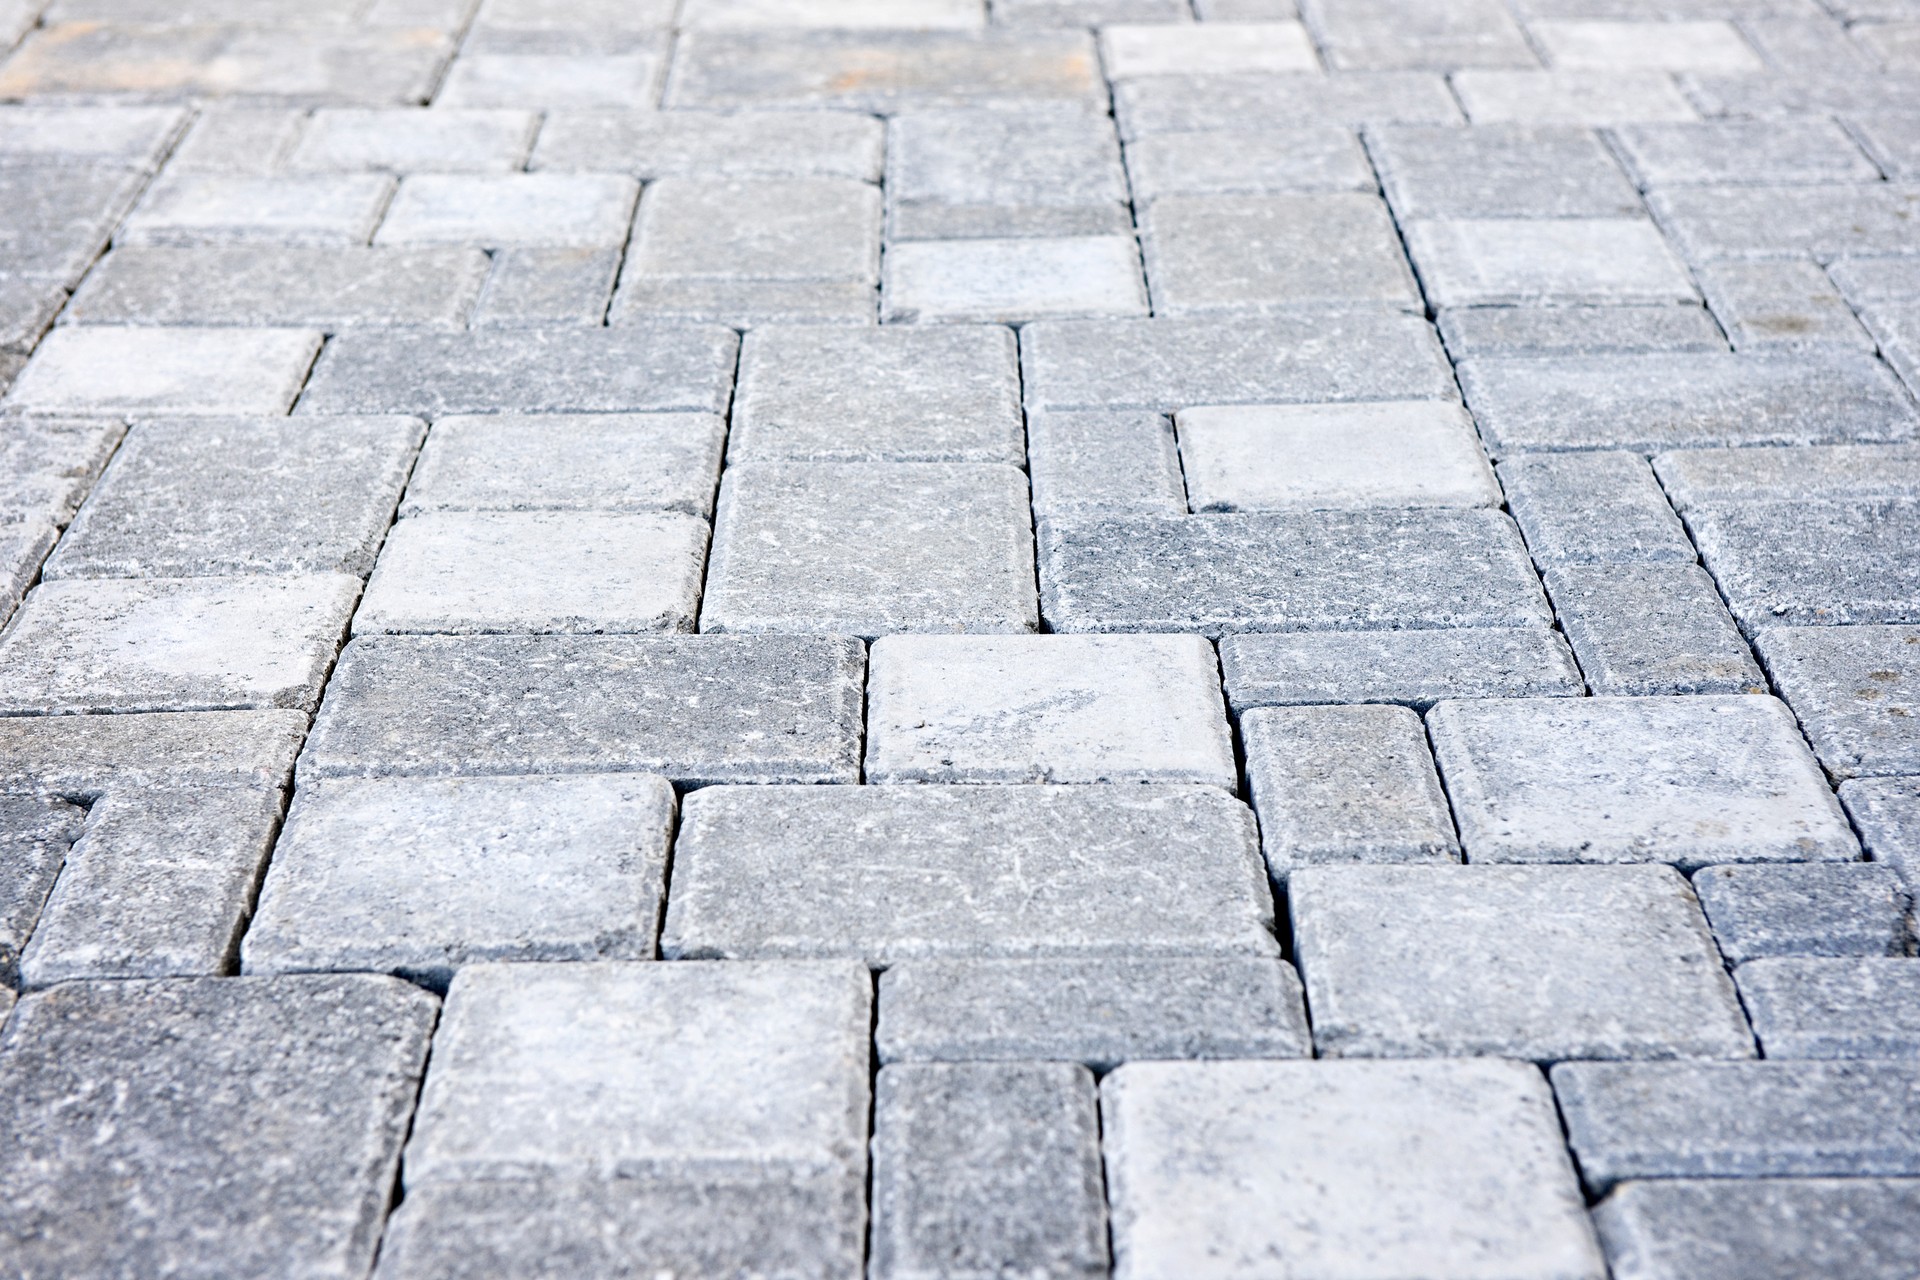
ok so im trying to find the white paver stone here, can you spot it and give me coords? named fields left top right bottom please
left=883, top=236, right=1148, bottom=323
left=120, top=173, right=394, bottom=246
left=289, top=108, right=539, bottom=173
left=376, top=174, right=638, bottom=248
left=5, top=327, right=321, bottom=416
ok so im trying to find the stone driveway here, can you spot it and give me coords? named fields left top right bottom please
left=2, top=0, right=1919, bottom=1276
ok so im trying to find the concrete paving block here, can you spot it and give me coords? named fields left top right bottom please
left=1100, top=21, right=1316, bottom=76
left=1497, top=451, right=1694, bottom=565
left=0, top=519, right=58, bottom=629
left=532, top=109, right=884, bottom=180
left=1755, top=625, right=1920, bottom=777
left=1038, top=509, right=1549, bottom=635
left=243, top=773, right=673, bottom=989
left=472, top=0, right=676, bottom=30
left=883, top=236, right=1148, bottom=323
left=376, top=174, right=637, bottom=249
left=1143, top=193, right=1420, bottom=314
left=1843, top=776, right=1920, bottom=892
left=1695, top=502, right=1920, bottom=629
left=288, top=107, right=538, bottom=173
left=1451, top=69, right=1699, bottom=123
left=731, top=324, right=1022, bottom=464
left=1697, top=862, right=1909, bottom=965
left=0, top=796, right=86, bottom=989
left=356, top=511, right=707, bottom=635
left=1406, top=219, right=1697, bottom=308
left=0, top=166, right=150, bottom=287
left=164, top=105, right=305, bottom=174
left=1612, top=119, right=1881, bottom=187
left=67, top=245, right=490, bottom=328
left=1102, top=1059, right=1605, bottom=1280
left=1368, top=123, right=1641, bottom=219
left=0, top=708, right=306, bottom=793
left=1593, top=1178, right=1920, bottom=1280
left=1123, top=127, right=1375, bottom=202
left=1428, top=695, right=1858, bottom=867
left=1649, top=183, right=1920, bottom=261
left=120, top=173, right=393, bottom=247
left=0, top=975, right=435, bottom=1279
left=0, top=104, right=187, bottom=170
left=865, top=634, right=1235, bottom=786
left=400, top=413, right=724, bottom=518
left=993, top=0, right=1189, bottom=23
left=437, top=50, right=664, bottom=108
left=701, top=462, right=1035, bottom=638
left=1221, top=628, right=1583, bottom=711
left=1655, top=443, right=1920, bottom=511
left=612, top=277, right=877, bottom=326
left=876, top=956, right=1310, bottom=1068
left=0, top=418, right=125, bottom=523
left=1553, top=1059, right=1920, bottom=1191
left=0, top=277, right=65, bottom=354
left=625, top=176, right=879, bottom=283
left=1532, top=19, right=1762, bottom=70
left=1697, top=259, right=1871, bottom=352
left=0, top=575, right=357, bottom=715
left=885, top=107, right=1128, bottom=240
left=298, top=325, right=737, bottom=416
left=1459, top=351, right=1918, bottom=455
left=1113, top=71, right=1463, bottom=139
left=42, top=415, right=423, bottom=580
left=1437, top=304, right=1727, bottom=358
left=404, top=960, right=871, bottom=1184
left=660, top=784, right=1277, bottom=964
left=665, top=30, right=1105, bottom=112
left=472, top=247, right=620, bottom=327
left=1863, top=301, right=1920, bottom=399
left=1292, top=864, right=1753, bottom=1060
left=1027, top=410, right=1188, bottom=517
left=301, top=633, right=866, bottom=784
left=5, top=326, right=321, bottom=416
left=1020, top=313, right=1457, bottom=411
left=1737, top=957, right=1920, bottom=1058
left=1301, top=0, right=1535, bottom=70
left=1176, top=400, right=1498, bottom=512
left=1243, top=705, right=1459, bottom=877
left=1544, top=563, right=1766, bottom=696
left=1853, top=112, right=1920, bottom=179
left=871, top=1063, right=1108, bottom=1280
left=681, top=0, right=983, bottom=26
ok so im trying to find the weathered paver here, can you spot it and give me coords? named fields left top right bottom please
left=882, top=235, right=1149, bottom=323
left=1694, top=862, right=1909, bottom=965
left=1114, top=70, right=1463, bottom=137
left=1122, top=127, right=1374, bottom=202
left=1648, top=184, right=1920, bottom=262
left=1142, top=193, right=1422, bottom=314
left=531, top=109, right=884, bottom=180
left=1696, top=260, right=1873, bottom=353
left=1404, top=218, right=1697, bottom=307
left=1655, top=443, right=1920, bottom=511
left=1611, top=119, right=1882, bottom=187
left=1497, top=451, right=1695, bottom=565
left=1736, top=957, right=1920, bottom=1059
left=1028, top=410, right=1187, bottom=517
left=1220, top=628, right=1584, bottom=711
left=1754, top=626, right=1920, bottom=777
left=472, top=246, right=621, bottom=327
left=1438, top=303, right=1727, bottom=358
left=6, top=326, right=322, bottom=416
left=1368, top=123, right=1642, bottom=218
left=1593, top=1178, right=1920, bottom=1280
left=1693, top=506, right=1920, bottom=630
left=289, top=107, right=539, bottom=173
left=885, top=107, right=1129, bottom=239
left=375, top=174, right=638, bottom=248
left=1544, top=563, right=1766, bottom=696
left=119, top=172, right=394, bottom=246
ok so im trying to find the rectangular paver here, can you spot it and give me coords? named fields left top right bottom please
left=1221, top=629, right=1584, bottom=711
left=6, top=327, right=322, bottom=416
left=1755, top=625, right=1920, bottom=777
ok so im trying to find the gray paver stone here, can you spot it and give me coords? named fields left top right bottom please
left=0, top=796, right=85, bottom=988
left=1027, top=410, right=1187, bottom=517
left=6, top=327, right=322, bottom=416
left=376, top=174, right=637, bottom=249
left=289, top=108, right=538, bottom=173
left=1303, top=0, right=1535, bottom=70
left=1693, top=862, right=1909, bottom=965
left=1758, top=626, right=1920, bottom=778
left=1544, top=563, right=1765, bottom=696
left=1405, top=218, right=1697, bottom=308
left=1696, top=259, right=1872, bottom=352
left=1113, top=71, right=1463, bottom=139
left=1737, top=958, right=1920, bottom=1059
left=1450, top=69, right=1698, bottom=124
left=1611, top=120, right=1881, bottom=186
left=531, top=109, right=883, bottom=180
left=1099, top=21, right=1317, bottom=77
left=119, top=173, right=394, bottom=247
left=881, top=236, right=1148, bottom=324
left=436, top=48, right=665, bottom=110
left=472, top=248, right=621, bottom=327
left=1497, top=451, right=1695, bottom=565
left=400, top=413, right=722, bottom=518
left=1122, top=127, right=1374, bottom=203
left=1648, top=184, right=1920, bottom=262
left=1142, top=193, right=1421, bottom=314
left=1594, top=1178, right=1920, bottom=1280
left=0, top=708, right=306, bottom=793
left=885, top=107, right=1128, bottom=239
left=0, top=104, right=187, bottom=171
left=1655, top=443, right=1920, bottom=511
left=625, top=176, right=879, bottom=283
left=1368, top=124, right=1641, bottom=219
left=1220, top=629, right=1583, bottom=711
left=1437, top=304, right=1727, bottom=358
left=1843, top=776, right=1920, bottom=893
left=1695, top=506, right=1920, bottom=630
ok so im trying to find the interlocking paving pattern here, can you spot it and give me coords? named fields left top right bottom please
left=1, top=0, right=1918, bottom=1275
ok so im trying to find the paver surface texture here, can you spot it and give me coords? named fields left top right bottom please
left=0, top=1, right=1916, bottom=1275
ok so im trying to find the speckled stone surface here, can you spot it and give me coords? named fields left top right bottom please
left=1220, top=628, right=1582, bottom=711
left=1594, top=1178, right=1920, bottom=1280
left=1843, top=776, right=1920, bottom=892
left=1544, top=563, right=1766, bottom=696
left=1736, top=958, right=1920, bottom=1059
left=1693, top=863, right=1909, bottom=964
left=399, top=414, right=725, bottom=518
left=1691, top=503, right=1920, bottom=630
left=1755, top=625, right=1920, bottom=778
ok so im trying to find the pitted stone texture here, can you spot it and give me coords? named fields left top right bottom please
left=1367, top=124, right=1641, bottom=219
left=1612, top=120, right=1881, bottom=188
left=67, top=245, right=490, bottom=329
left=1451, top=69, right=1697, bottom=123
left=43, top=416, right=422, bottom=580
left=1545, top=563, right=1765, bottom=696
left=1655, top=444, right=1920, bottom=512
left=0, top=975, right=436, bottom=1280
left=1176, top=401, right=1498, bottom=512
left=732, top=325, right=1022, bottom=464
left=1593, top=1178, right=1920, bottom=1280
left=1737, top=958, right=1920, bottom=1059
left=1021, top=313, right=1456, bottom=412
left=355, top=511, right=708, bottom=635
left=1113, top=71, right=1463, bottom=139
left=1695, top=863, right=1908, bottom=965
left=1694, top=505, right=1920, bottom=630
left=1755, top=625, right=1920, bottom=778
left=301, top=634, right=866, bottom=785
left=1844, top=776, right=1920, bottom=892
left=865, top=634, right=1234, bottom=787
left=1221, top=629, right=1583, bottom=712
left=1142, top=193, right=1421, bottom=314
left=1438, top=304, right=1727, bottom=358
left=876, top=957, right=1310, bottom=1068
left=298, top=325, right=738, bottom=416
left=1100, top=21, right=1316, bottom=76
left=1292, top=864, right=1752, bottom=1061
left=0, top=519, right=57, bottom=628
left=660, top=785, right=1277, bottom=965
left=0, top=708, right=307, bottom=794
left=1697, top=260, right=1872, bottom=353
left=532, top=110, right=884, bottom=180
left=289, top=107, right=538, bottom=173
left=243, top=773, right=673, bottom=989
left=0, top=575, right=357, bottom=715
left=1026, top=410, right=1184, bottom=518
left=376, top=174, right=637, bottom=249
left=1428, top=696, right=1856, bottom=867
left=6, top=327, right=322, bottom=417
left=701, top=462, right=1035, bottom=638
left=1039, top=509, right=1549, bottom=636
left=870, top=1063, right=1108, bottom=1280
left=1243, top=704, right=1459, bottom=878
left=403, top=960, right=871, bottom=1185
left=0, top=415, right=115, bottom=523
left=473, top=247, right=621, bottom=327
left=401, top=414, right=724, bottom=518
left=1123, top=127, right=1375, bottom=203
left=0, top=796, right=86, bottom=989
left=1459, top=352, right=1918, bottom=455
left=1497, top=452, right=1694, bottom=565
left=120, top=173, right=393, bottom=247
left=1553, top=1060, right=1920, bottom=1191
left=1404, top=219, right=1697, bottom=308
left=1102, top=1059, right=1605, bottom=1280
left=623, top=177, right=879, bottom=283
left=882, top=235, right=1148, bottom=324
left=1649, top=184, right=1920, bottom=262
left=164, top=105, right=303, bottom=175
left=885, top=108, right=1128, bottom=239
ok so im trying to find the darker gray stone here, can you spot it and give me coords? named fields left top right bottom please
left=1757, top=625, right=1920, bottom=778
left=1693, top=863, right=1908, bottom=965
left=1437, top=305, right=1728, bottom=358
left=1655, top=443, right=1920, bottom=511
left=1737, top=958, right=1920, bottom=1059
left=1695, top=260, right=1871, bottom=353
left=1027, top=410, right=1187, bottom=517
left=870, top=1063, right=1108, bottom=1280
left=300, top=634, right=866, bottom=785
left=875, top=956, right=1310, bottom=1069
left=1594, top=1178, right=1920, bottom=1280
left=0, top=975, right=437, bottom=1279
left=0, top=795, right=85, bottom=989
left=1220, top=628, right=1583, bottom=711
left=1544, top=563, right=1765, bottom=696
left=1038, top=509, right=1550, bottom=636
left=1497, top=451, right=1694, bottom=565
left=471, top=248, right=620, bottom=328
left=1368, top=124, right=1641, bottom=219
left=1692, top=507, right=1920, bottom=630
left=885, top=108, right=1128, bottom=240
left=0, top=166, right=150, bottom=287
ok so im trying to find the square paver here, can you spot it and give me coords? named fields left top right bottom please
left=885, top=107, right=1129, bottom=239
left=1755, top=625, right=1920, bottom=778
left=882, top=236, right=1149, bottom=323
left=1404, top=219, right=1698, bottom=307
left=865, top=634, right=1235, bottom=787
left=1102, top=1059, right=1605, bottom=1280
left=355, top=511, right=709, bottom=634
left=375, top=174, right=638, bottom=248
left=243, top=773, right=674, bottom=989
left=1543, top=563, right=1764, bottom=696
left=1028, top=410, right=1186, bottom=518
left=5, top=327, right=322, bottom=416
left=700, top=462, right=1035, bottom=638
left=1427, top=695, right=1858, bottom=867
left=1175, top=400, right=1499, bottom=511
left=401, top=413, right=724, bottom=518
left=1143, top=193, right=1421, bottom=313
left=1291, top=863, right=1755, bottom=1060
